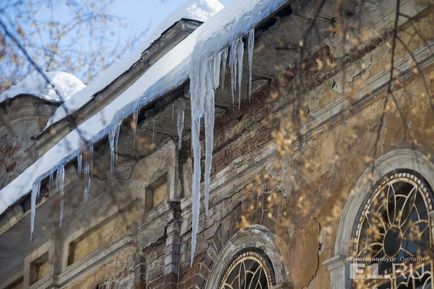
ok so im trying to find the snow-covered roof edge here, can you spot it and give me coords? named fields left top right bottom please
left=45, top=0, right=224, bottom=128
left=0, top=0, right=288, bottom=215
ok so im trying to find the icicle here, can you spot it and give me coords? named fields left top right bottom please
left=48, top=172, right=54, bottom=195
left=109, top=123, right=121, bottom=175
left=247, top=29, right=255, bottom=101
left=204, top=56, right=218, bottom=216
left=189, top=59, right=207, bottom=265
left=30, top=181, right=41, bottom=240
left=188, top=52, right=222, bottom=263
left=237, top=38, right=244, bottom=108
left=190, top=116, right=201, bottom=265
left=77, top=153, right=83, bottom=177
left=177, top=101, right=185, bottom=150
left=221, top=47, right=228, bottom=91
left=56, top=165, right=65, bottom=226
left=188, top=34, right=250, bottom=263
left=132, top=110, right=139, bottom=149
left=213, top=51, right=222, bottom=90
left=83, top=146, right=93, bottom=200
left=229, top=40, right=239, bottom=106
left=133, top=110, right=139, bottom=149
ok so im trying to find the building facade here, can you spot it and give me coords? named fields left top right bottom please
left=0, top=0, right=433, bottom=289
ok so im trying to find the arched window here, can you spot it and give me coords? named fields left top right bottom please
left=218, top=250, right=274, bottom=289
left=95, top=280, right=118, bottom=289
left=353, top=171, right=433, bottom=289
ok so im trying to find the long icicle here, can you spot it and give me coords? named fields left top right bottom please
left=57, top=165, right=65, bottom=227
left=204, top=55, right=220, bottom=216
left=30, top=181, right=41, bottom=240
left=48, top=171, right=54, bottom=196
left=237, top=38, right=244, bottom=108
left=133, top=110, right=139, bottom=150
left=189, top=30, right=253, bottom=265
left=229, top=40, right=238, bottom=106
left=189, top=59, right=207, bottom=265
left=83, top=146, right=93, bottom=200
left=247, top=29, right=255, bottom=101
left=213, top=51, right=222, bottom=90
left=77, top=153, right=83, bottom=177
left=190, top=117, right=201, bottom=265
left=109, top=123, right=121, bottom=176
left=221, top=47, right=228, bottom=91
left=177, top=101, right=185, bottom=150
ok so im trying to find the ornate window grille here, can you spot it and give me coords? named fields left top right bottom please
left=95, top=280, right=118, bottom=289
left=354, top=171, right=433, bottom=289
left=219, top=250, right=274, bottom=289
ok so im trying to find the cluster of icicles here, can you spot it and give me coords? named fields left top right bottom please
left=189, top=29, right=254, bottom=263
left=29, top=29, right=255, bottom=265
left=30, top=146, right=94, bottom=239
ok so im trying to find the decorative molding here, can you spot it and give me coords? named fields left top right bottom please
left=24, top=239, right=55, bottom=289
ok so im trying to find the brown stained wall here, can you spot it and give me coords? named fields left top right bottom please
left=144, top=240, right=167, bottom=289
left=0, top=96, right=58, bottom=188
left=67, top=206, right=139, bottom=266
left=64, top=246, right=136, bottom=289
left=175, top=7, right=434, bottom=289
left=1, top=4, right=433, bottom=289
left=293, top=70, right=434, bottom=289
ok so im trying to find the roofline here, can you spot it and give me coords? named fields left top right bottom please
left=29, top=19, right=203, bottom=166
left=0, top=0, right=291, bottom=217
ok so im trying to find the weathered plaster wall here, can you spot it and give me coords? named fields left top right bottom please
left=1, top=2, right=433, bottom=289
left=0, top=96, right=58, bottom=188
left=176, top=5, right=434, bottom=289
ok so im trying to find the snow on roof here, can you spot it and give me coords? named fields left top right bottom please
left=45, top=0, right=224, bottom=128
left=0, top=71, right=85, bottom=103
left=146, top=0, right=224, bottom=43
left=0, top=0, right=287, bottom=215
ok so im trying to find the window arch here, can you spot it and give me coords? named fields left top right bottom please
left=326, top=149, right=434, bottom=289
left=218, top=249, right=274, bottom=289
left=353, top=171, right=433, bottom=289
left=204, top=225, right=288, bottom=289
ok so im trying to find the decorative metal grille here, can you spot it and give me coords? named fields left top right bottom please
left=354, top=172, right=434, bottom=289
left=219, top=251, right=274, bottom=289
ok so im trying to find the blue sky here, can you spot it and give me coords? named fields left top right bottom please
left=0, top=0, right=233, bottom=85
left=110, top=0, right=233, bottom=48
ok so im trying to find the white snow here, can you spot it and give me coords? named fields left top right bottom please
left=45, top=0, right=224, bottom=128
left=0, top=71, right=85, bottom=103
left=146, top=0, right=224, bottom=44
left=0, top=0, right=287, bottom=262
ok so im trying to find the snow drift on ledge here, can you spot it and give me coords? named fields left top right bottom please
left=0, top=71, right=85, bottom=103
left=45, top=0, right=224, bottom=128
